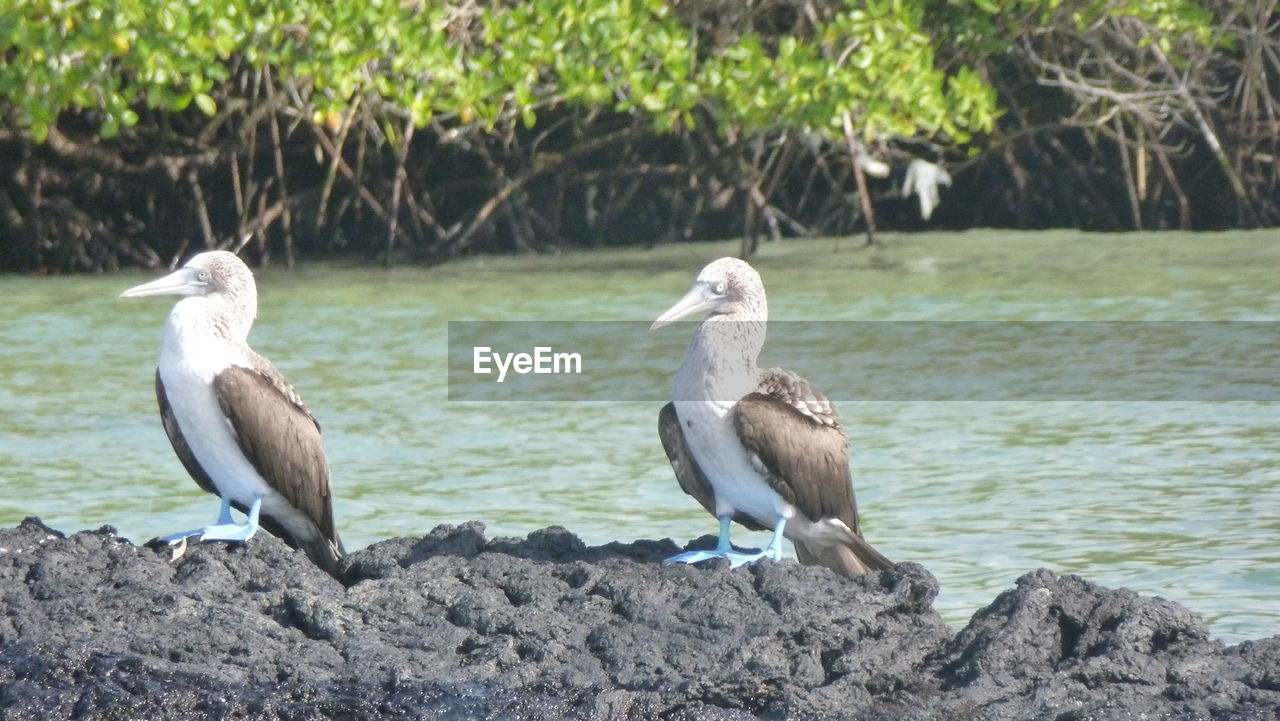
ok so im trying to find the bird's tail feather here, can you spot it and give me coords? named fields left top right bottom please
left=299, top=535, right=344, bottom=578
left=795, top=534, right=892, bottom=577
left=260, top=514, right=345, bottom=578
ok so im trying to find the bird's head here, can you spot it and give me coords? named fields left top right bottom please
left=120, top=251, right=255, bottom=302
left=650, top=257, right=766, bottom=330
left=120, top=251, right=258, bottom=338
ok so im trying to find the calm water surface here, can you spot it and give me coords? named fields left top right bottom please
left=1, top=231, right=1277, bottom=642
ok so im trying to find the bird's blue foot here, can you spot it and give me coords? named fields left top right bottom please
left=665, top=547, right=778, bottom=568
left=158, top=528, right=206, bottom=545
left=724, top=545, right=784, bottom=567
left=665, top=516, right=788, bottom=568
left=160, top=495, right=262, bottom=546
left=196, top=521, right=258, bottom=543
left=666, top=548, right=728, bottom=565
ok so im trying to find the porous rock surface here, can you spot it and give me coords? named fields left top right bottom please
left=0, top=517, right=1275, bottom=720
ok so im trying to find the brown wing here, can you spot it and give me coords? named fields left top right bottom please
left=156, top=371, right=218, bottom=497
left=735, top=369, right=893, bottom=574
left=658, top=402, right=767, bottom=532
left=754, top=368, right=842, bottom=431
left=244, top=350, right=319, bottom=430
left=212, top=362, right=342, bottom=556
left=733, top=368, right=860, bottom=533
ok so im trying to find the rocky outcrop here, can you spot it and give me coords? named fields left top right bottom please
left=0, top=518, right=1275, bottom=720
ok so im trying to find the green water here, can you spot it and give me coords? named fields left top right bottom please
left=1, top=230, right=1277, bottom=642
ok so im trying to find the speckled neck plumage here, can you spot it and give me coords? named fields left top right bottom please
left=677, top=272, right=768, bottom=402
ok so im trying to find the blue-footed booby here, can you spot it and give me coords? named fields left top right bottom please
left=652, top=258, right=891, bottom=577
left=121, top=251, right=344, bottom=575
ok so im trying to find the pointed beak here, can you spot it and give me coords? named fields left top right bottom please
left=650, top=283, right=720, bottom=331
left=119, top=267, right=203, bottom=299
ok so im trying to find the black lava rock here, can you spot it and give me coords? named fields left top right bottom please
left=0, top=517, right=1275, bottom=720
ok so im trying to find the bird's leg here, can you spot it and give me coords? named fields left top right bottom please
left=197, top=494, right=262, bottom=543
left=664, top=515, right=737, bottom=565
left=720, top=516, right=788, bottom=568
left=714, top=514, right=734, bottom=553
left=762, top=516, right=787, bottom=561
left=215, top=496, right=233, bottom=525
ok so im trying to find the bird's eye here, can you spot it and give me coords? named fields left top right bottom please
left=713, top=281, right=727, bottom=295
left=196, top=269, right=210, bottom=282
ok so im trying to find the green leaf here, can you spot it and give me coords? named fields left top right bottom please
left=193, top=92, right=217, bottom=116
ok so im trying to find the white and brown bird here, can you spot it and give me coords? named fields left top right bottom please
left=652, top=257, right=891, bottom=577
left=121, top=251, right=344, bottom=575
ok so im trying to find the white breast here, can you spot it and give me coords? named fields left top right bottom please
left=158, top=300, right=295, bottom=524
left=672, top=356, right=794, bottom=526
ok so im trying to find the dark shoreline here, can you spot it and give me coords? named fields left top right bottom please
left=1, top=517, right=1275, bottom=720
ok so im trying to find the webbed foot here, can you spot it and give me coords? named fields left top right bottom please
left=159, top=495, right=262, bottom=546
left=196, top=521, right=259, bottom=543
left=665, top=515, right=787, bottom=568
left=664, top=547, right=776, bottom=568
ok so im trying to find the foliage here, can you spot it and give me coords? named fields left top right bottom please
left=0, top=0, right=1272, bottom=272
left=0, top=0, right=1004, bottom=145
